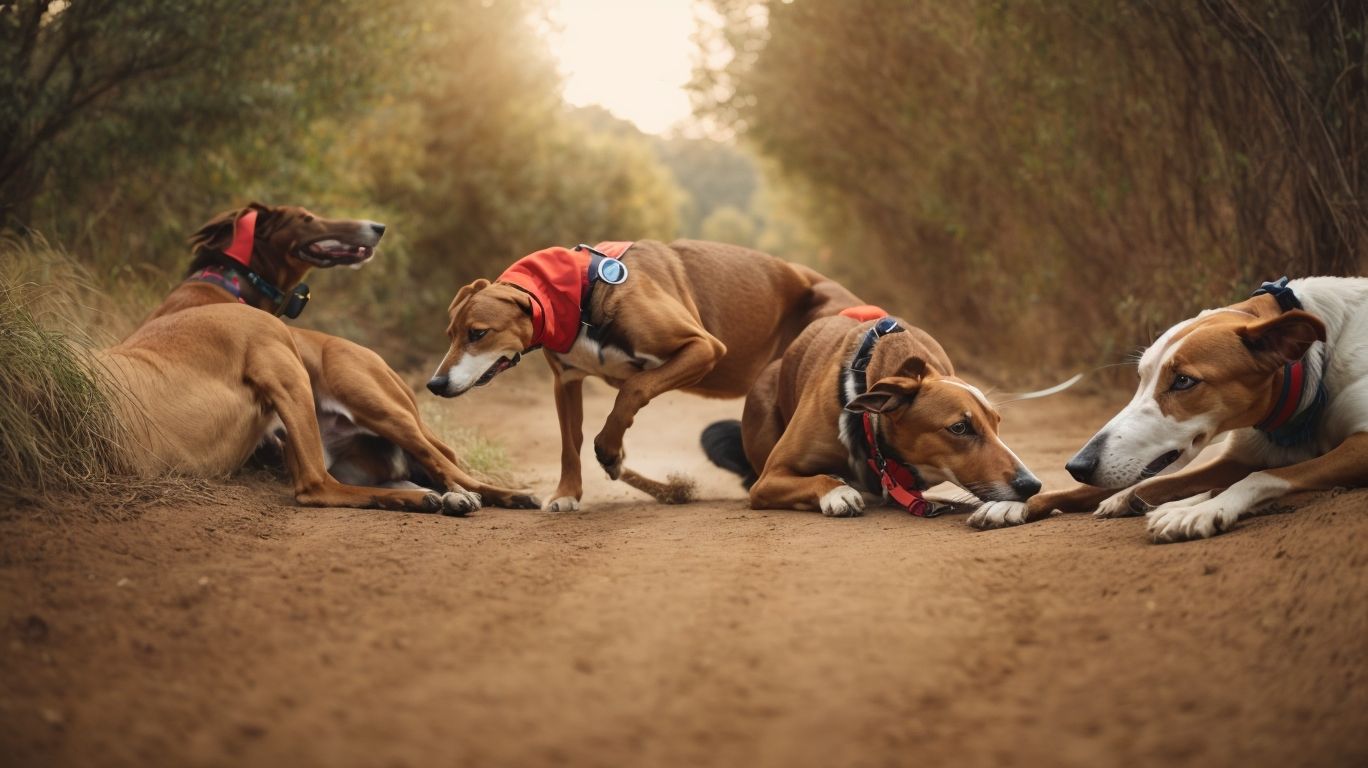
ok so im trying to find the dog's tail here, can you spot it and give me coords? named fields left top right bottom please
left=702, top=420, right=757, bottom=489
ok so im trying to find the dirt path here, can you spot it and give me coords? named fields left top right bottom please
left=3, top=364, right=1366, bottom=767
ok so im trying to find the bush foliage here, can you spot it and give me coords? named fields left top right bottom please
left=695, top=0, right=1367, bottom=374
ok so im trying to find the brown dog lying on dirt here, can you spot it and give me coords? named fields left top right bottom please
left=104, top=202, right=535, bottom=514
left=426, top=239, right=862, bottom=511
left=703, top=309, right=1042, bottom=515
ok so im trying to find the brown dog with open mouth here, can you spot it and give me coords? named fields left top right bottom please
left=702, top=308, right=1042, bottom=515
left=135, top=202, right=537, bottom=513
left=426, top=239, right=862, bottom=511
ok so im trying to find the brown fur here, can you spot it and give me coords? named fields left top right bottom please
left=432, top=239, right=863, bottom=507
left=110, top=203, right=537, bottom=512
left=739, top=315, right=1036, bottom=512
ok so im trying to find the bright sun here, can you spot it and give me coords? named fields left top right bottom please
left=542, top=0, right=698, bottom=135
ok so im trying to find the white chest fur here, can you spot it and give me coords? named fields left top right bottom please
left=553, top=332, right=663, bottom=382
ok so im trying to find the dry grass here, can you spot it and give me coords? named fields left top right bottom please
left=0, top=236, right=210, bottom=516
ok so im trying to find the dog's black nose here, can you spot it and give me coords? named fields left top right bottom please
left=426, top=375, right=447, bottom=396
left=370, top=222, right=387, bottom=237
left=1066, top=433, right=1108, bottom=484
left=1011, top=473, right=1042, bottom=500
left=1065, top=454, right=1098, bottom=484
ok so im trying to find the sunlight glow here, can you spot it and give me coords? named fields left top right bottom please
left=543, top=0, right=698, bottom=135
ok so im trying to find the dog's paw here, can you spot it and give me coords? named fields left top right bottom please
left=420, top=491, right=444, bottom=513
left=593, top=441, right=624, bottom=480
left=819, top=485, right=865, bottom=517
left=1146, top=492, right=1230, bottom=543
left=440, top=489, right=482, bottom=517
left=544, top=496, right=581, bottom=513
left=967, top=500, right=1028, bottom=529
left=502, top=492, right=542, bottom=510
left=1094, top=489, right=1143, bottom=519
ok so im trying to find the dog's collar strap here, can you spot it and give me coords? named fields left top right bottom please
left=1256, top=359, right=1327, bottom=446
left=1252, top=276, right=1302, bottom=312
left=838, top=315, right=938, bottom=517
left=1250, top=277, right=1325, bottom=446
left=861, top=412, right=936, bottom=516
left=185, top=262, right=310, bottom=319
left=575, top=242, right=633, bottom=339
left=186, top=265, right=248, bottom=304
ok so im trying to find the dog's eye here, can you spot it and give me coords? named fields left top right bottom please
left=467, top=328, right=489, bottom=343
left=1171, top=374, right=1199, bottom=391
left=947, top=420, right=974, bottom=436
left=301, top=214, right=315, bottom=223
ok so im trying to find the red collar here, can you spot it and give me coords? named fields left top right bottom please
left=224, top=209, right=257, bottom=266
left=496, top=241, right=632, bottom=354
left=1256, top=359, right=1306, bottom=432
left=861, top=412, right=936, bottom=516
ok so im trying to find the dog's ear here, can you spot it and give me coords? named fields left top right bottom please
left=846, top=367, right=926, bottom=415
left=244, top=201, right=279, bottom=235
left=1237, top=309, right=1326, bottom=367
left=447, top=279, right=491, bottom=317
left=188, top=208, right=244, bottom=253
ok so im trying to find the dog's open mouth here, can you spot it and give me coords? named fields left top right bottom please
left=475, top=354, right=521, bottom=387
left=1140, top=449, right=1182, bottom=479
left=297, top=238, right=374, bottom=267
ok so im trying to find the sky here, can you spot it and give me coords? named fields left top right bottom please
left=542, top=0, right=699, bottom=135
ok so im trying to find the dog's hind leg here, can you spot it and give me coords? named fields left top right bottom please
left=245, top=341, right=469, bottom=515
left=317, top=341, right=538, bottom=509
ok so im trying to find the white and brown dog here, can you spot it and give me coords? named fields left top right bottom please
left=704, top=307, right=1042, bottom=515
left=969, top=277, right=1368, bottom=542
left=427, top=239, right=862, bottom=511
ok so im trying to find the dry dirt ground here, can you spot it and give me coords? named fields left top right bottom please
left=3, top=363, right=1366, bottom=767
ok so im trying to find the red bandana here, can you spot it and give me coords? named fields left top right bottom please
left=496, top=241, right=632, bottom=354
left=223, top=209, right=257, bottom=266
left=840, top=305, right=890, bottom=322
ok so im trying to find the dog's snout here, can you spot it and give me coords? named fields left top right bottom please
left=1066, top=433, right=1108, bottom=484
left=1010, top=471, right=1042, bottom=500
left=369, top=222, right=387, bottom=237
left=1065, top=454, right=1098, bottom=484
left=426, top=375, right=448, bottom=396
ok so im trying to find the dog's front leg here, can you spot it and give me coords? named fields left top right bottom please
left=969, top=484, right=1114, bottom=529
left=592, top=334, right=724, bottom=479
left=1093, top=452, right=1259, bottom=519
left=1148, top=432, right=1368, bottom=543
left=750, top=469, right=865, bottom=517
left=546, top=372, right=586, bottom=512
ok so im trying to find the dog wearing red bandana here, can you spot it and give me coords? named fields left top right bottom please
left=703, top=307, right=1042, bottom=516
left=427, top=239, right=863, bottom=511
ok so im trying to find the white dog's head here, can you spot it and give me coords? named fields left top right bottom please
left=1065, top=304, right=1325, bottom=489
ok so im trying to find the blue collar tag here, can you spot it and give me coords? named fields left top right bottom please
left=596, top=257, right=628, bottom=285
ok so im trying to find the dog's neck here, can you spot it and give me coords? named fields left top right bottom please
left=1256, top=341, right=1328, bottom=447
left=142, top=250, right=307, bottom=325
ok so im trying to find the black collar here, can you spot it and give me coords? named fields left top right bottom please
left=1252, top=276, right=1302, bottom=311
left=837, top=317, right=925, bottom=494
left=187, top=258, right=311, bottom=319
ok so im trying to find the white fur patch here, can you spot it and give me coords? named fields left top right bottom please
left=966, top=500, right=1028, bottom=529
left=1146, top=472, right=1290, bottom=542
left=545, top=496, right=580, bottom=513
left=819, top=485, right=865, bottom=517
left=553, top=333, right=662, bottom=381
left=440, top=348, right=508, bottom=395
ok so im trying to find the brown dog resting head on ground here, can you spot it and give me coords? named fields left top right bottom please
left=426, top=239, right=865, bottom=511
left=704, top=311, right=1041, bottom=516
